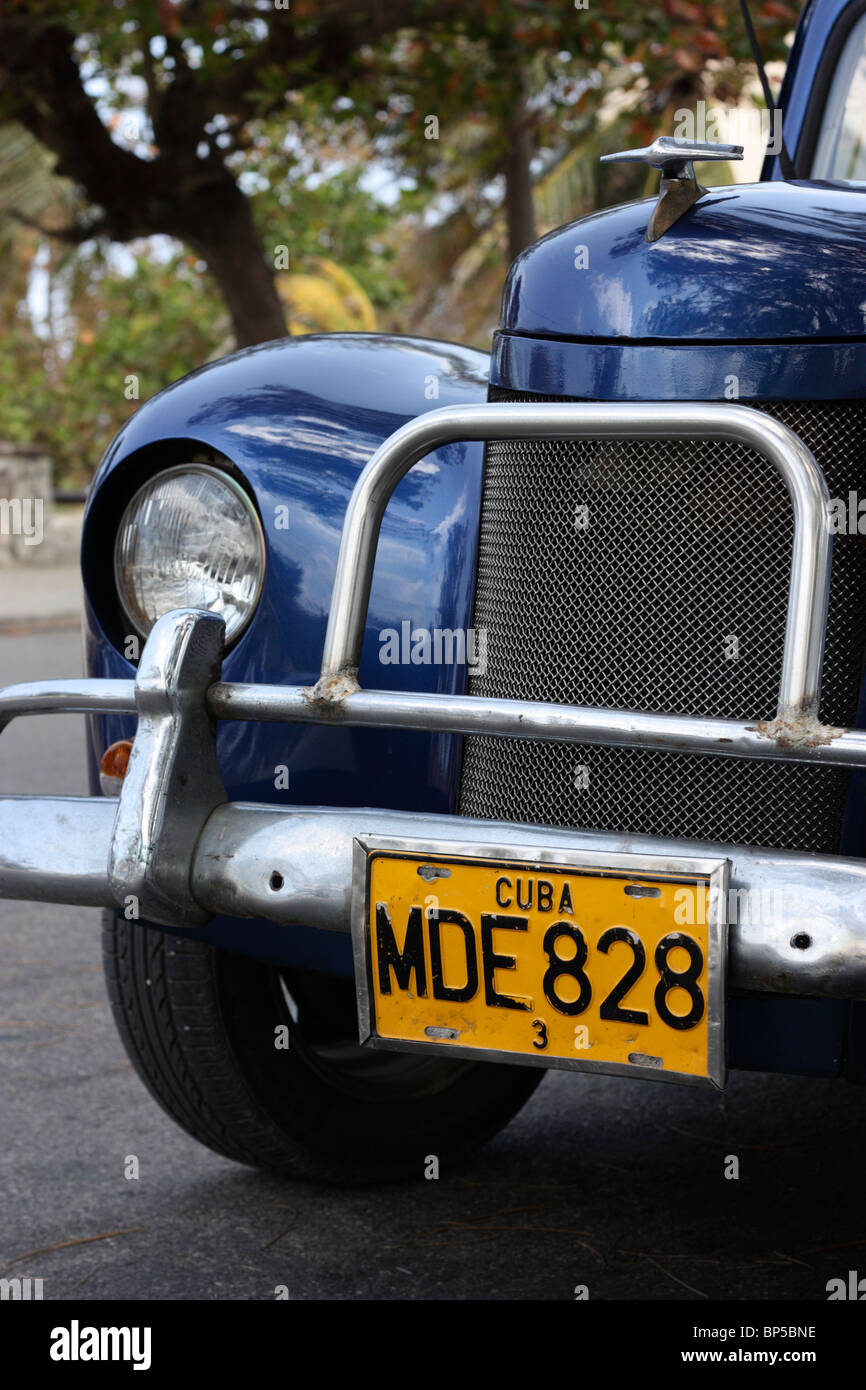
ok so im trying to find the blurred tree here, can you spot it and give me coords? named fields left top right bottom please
left=375, top=0, right=798, bottom=347
left=0, top=244, right=225, bottom=485
left=0, top=2, right=799, bottom=347
left=0, top=154, right=397, bottom=482
left=333, top=0, right=800, bottom=264
left=278, top=260, right=377, bottom=337
left=0, top=0, right=488, bottom=344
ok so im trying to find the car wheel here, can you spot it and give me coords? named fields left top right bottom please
left=102, top=913, right=543, bottom=1184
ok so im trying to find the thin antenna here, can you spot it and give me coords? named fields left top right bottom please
left=738, top=0, right=796, bottom=179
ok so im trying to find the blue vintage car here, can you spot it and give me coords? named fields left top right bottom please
left=3, top=0, right=866, bottom=1182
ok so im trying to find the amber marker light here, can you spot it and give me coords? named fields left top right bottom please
left=100, top=739, right=133, bottom=796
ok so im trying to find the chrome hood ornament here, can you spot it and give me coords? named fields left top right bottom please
left=601, top=136, right=744, bottom=242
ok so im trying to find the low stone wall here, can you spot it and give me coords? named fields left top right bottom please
left=0, top=442, right=54, bottom=565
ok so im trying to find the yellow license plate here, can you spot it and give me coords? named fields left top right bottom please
left=352, top=839, right=728, bottom=1088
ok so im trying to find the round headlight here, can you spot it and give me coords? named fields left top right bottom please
left=114, top=463, right=265, bottom=646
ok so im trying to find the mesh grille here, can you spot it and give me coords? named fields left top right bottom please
left=459, top=393, right=866, bottom=852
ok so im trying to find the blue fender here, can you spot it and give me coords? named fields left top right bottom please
left=82, top=332, right=488, bottom=972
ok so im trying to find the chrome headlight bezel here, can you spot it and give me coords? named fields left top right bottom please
left=113, top=461, right=266, bottom=650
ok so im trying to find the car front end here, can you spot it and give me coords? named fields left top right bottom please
left=4, top=0, right=866, bottom=1180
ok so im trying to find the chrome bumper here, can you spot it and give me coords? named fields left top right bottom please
left=2, top=402, right=866, bottom=1002
left=3, top=794, right=866, bottom=1001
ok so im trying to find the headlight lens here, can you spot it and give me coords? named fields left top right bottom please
left=114, top=463, right=265, bottom=646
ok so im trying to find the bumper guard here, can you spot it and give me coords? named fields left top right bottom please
left=2, top=403, right=866, bottom=1001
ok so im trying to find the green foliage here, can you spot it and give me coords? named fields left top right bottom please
left=245, top=140, right=406, bottom=311
left=0, top=142, right=403, bottom=483
left=316, top=0, right=799, bottom=205
left=0, top=249, right=224, bottom=486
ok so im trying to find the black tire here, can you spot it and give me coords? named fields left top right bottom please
left=102, top=913, right=543, bottom=1184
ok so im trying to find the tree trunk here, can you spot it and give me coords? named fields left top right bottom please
left=503, top=90, right=537, bottom=264
left=178, top=172, right=288, bottom=348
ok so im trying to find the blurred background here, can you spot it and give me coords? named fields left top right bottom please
left=0, top=0, right=801, bottom=500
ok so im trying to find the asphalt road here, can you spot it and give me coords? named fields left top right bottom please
left=1, top=627, right=864, bottom=1303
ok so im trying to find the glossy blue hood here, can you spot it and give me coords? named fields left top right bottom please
left=501, top=181, right=866, bottom=343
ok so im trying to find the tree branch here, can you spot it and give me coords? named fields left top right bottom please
left=199, top=0, right=467, bottom=123
left=11, top=209, right=108, bottom=244
left=0, top=17, right=155, bottom=217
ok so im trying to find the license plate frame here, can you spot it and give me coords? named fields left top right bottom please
left=351, top=834, right=730, bottom=1089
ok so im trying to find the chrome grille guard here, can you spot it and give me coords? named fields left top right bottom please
left=3, top=402, right=866, bottom=1002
